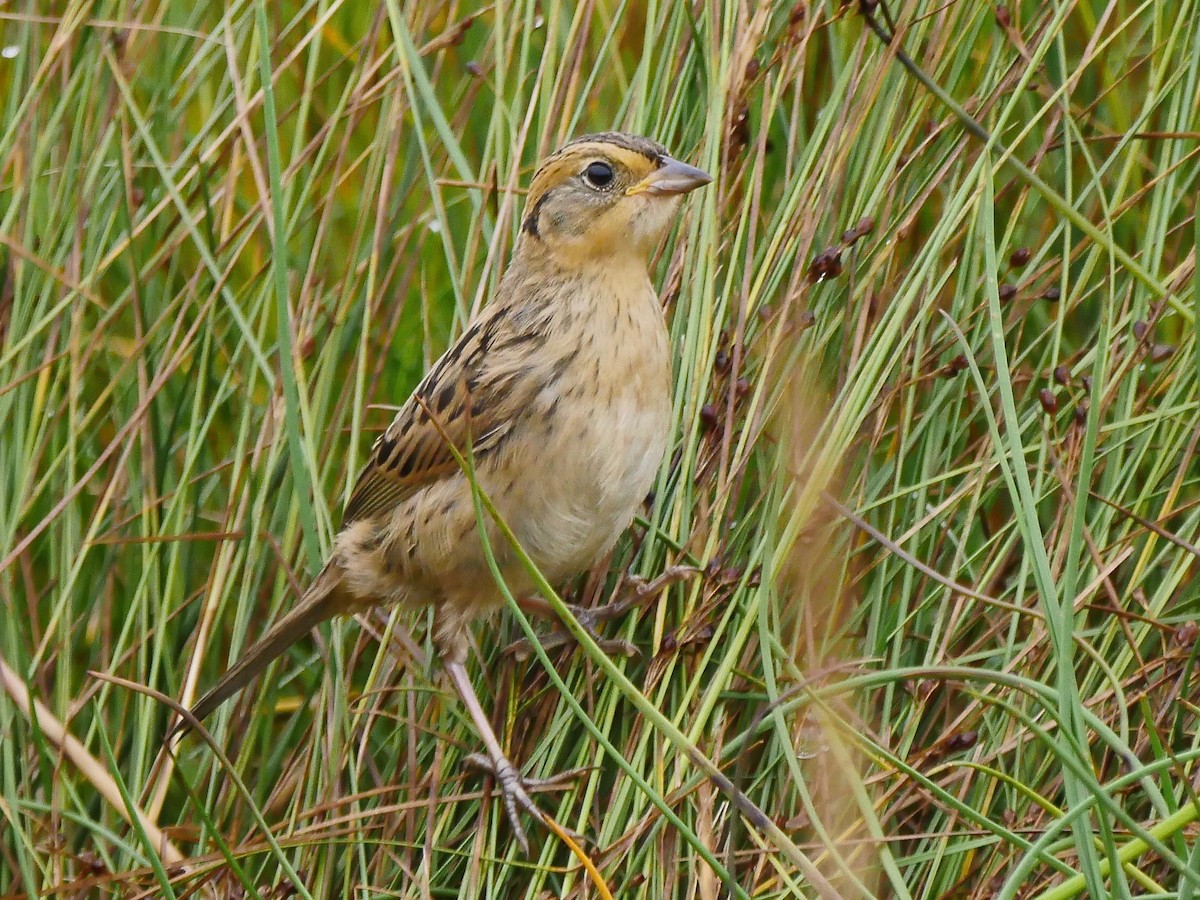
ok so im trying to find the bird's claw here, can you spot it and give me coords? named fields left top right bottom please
left=462, top=752, right=581, bottom=852
left=576, top=563, right=701, bottom=626
left=610, top=563, right=701, bottom=614
left=504, top=564, right=699, bottom=660
left=504, top=618, right=639, bottom=661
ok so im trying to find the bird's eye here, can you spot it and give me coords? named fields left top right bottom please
left=582, top=161, right=615, bottom=189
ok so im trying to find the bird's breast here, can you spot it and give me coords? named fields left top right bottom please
left=500, top=285, right=672, bottom=579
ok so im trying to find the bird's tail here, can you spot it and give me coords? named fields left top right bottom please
left=174, top=563, right=344, bottom=737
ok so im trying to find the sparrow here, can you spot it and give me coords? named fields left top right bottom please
left=177, top=132, right=711, bottom=849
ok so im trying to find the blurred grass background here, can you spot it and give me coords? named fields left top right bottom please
left=2, top=1, right=1199, bottom=896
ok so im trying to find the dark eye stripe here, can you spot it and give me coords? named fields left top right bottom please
left=522, top=190, right=551, bottom=236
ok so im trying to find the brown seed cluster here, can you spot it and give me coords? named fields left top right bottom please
left=943, top=354, right=969, bottom=378
left=809, top=246, right=843, bottom=281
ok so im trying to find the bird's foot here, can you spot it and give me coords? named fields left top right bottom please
left=462, top=752, right=580, bottom=852
left=505, top=609, right=639, bottom=661
left=505, top=564, right=699, bottom=661
left=602, top=563, right=701, bottom=619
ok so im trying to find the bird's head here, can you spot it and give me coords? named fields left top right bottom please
left=518, top=132, right=711, bottom=268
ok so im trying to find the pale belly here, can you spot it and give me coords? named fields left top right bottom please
left=499, top=287, right=673, bottom=580
left=508, top=391, right=670, bottom=580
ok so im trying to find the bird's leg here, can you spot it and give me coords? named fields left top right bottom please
left=589, top=563, right=701, bottom=622
left=444, top=658, right=569, bottom=852
left=505, top=565, right=700, bottom=660
left=506, top=596, right=638, bottom=660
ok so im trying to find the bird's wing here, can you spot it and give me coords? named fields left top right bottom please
left=341, top=314, right=531, bottom=526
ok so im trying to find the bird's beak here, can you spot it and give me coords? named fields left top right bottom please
left=626, top=157, right=713, bottom=196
